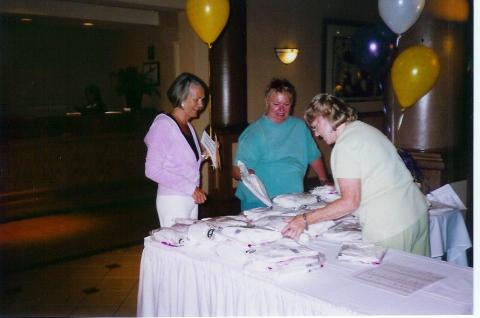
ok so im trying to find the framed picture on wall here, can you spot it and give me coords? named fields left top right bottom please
left=322, top=19, right=383, bottom=102
left=143, top=62, right=159, bottom=86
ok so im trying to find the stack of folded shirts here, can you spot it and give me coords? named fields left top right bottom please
left=337, top=241, right=387, bottom=265
left=272, top=193, right=319, bottom=209
left=310, top=185, right=341, bottom=203
left=244, top=238, right=323, bottom=275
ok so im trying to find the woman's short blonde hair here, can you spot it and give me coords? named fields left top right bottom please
left=304, top=94, right=358, bottom=130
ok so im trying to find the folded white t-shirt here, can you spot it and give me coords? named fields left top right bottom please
left=310, top=185, right=341, bottom=203
left=337, top=241, right=387, bottom=265
left=273, top=193, right=319, bottom=209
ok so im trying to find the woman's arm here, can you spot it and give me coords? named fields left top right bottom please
left=310, top=157, right=329, bottom=184
left=281, top=178, right=361, bottom=240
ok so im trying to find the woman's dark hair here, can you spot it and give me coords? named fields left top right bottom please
left=167, top=72, right=209, bottom=108
left=265, top=78, right=296, bottom=107
left=304, top=94, right=358, bottom=129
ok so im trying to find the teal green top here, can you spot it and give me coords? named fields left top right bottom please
left=234, top=116, right=321, bottom=210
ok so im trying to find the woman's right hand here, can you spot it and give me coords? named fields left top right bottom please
left=192, top=187, right=207, bottom=204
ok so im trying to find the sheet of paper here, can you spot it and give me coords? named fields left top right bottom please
left=201, top=130, right=219, bottom=169
left=352, top=262, right=445, bottom=296
left=427, top=183, right=466, bottom=210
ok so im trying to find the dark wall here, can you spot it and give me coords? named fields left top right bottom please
left=0, top=112, right=158, bottom=222
left=0, top=20, right=120, bottom=116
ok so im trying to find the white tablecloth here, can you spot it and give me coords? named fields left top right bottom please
left=429, top=209, right=472, bottom=265
left=137, top=236, right=473, bottom=316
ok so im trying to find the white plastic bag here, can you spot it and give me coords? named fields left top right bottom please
left=237, top=160, right=273, bottom=207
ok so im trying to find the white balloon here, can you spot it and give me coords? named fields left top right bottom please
left=378, top=0, right=426, bottom=35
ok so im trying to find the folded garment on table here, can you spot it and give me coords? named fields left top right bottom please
left=305, top=220, right=336, bottom=236
left=322, top=230, right=362, bottom=242
left=204, top=215, right=251, bottom=227
left=273, top=193, right=319, bottom=209
left=221, top=226, right=282, bottom=245
left=310, top=185, right=340, bottom=203
left=303, top=201, right=327, bottom=210
left=245, top=255, right=322, bottom=276
left=321, top=215, right=362, bottom=242
left=243, top=206, right=298, bottom=222
left=248, top=238, right=319, bottom=262
left=252, top=215, right=335, bottom=241
left=252, top=215, right=287, bottom=231
left=150, top=225, right=189, bottom=247
left=214, top=239, right=250, bottom=264
left=337, top=241, right=387, bottom=265
left=185, top=221, right=227, bottom=247
left=244, top=239, right=324, bottom=275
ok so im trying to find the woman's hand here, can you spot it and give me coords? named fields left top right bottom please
left=232, top=166, right=256, bottom=181
left=281, top=214, right=307, bottom=241
left=192, top=187, right=207, bottom=204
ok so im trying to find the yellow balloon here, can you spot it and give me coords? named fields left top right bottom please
left=391, top=45, right=440, bottom=108
left=186, top=0, right=230, bottom=47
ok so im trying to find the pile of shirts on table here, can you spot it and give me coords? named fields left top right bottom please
left=150, top=215, right=325, bottom=278
left=150, top=187, right=387, bottom=273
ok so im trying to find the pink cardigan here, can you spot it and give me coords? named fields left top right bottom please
left=144, top=114, right=202, bottom=197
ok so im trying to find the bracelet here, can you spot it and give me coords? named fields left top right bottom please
left=302, top=213, right=309, bottom=231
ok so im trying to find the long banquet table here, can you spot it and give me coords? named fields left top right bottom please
left=137, top=234, right=473, bottom=316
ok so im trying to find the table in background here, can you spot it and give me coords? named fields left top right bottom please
left=428, top=208, right=472, bottom=266
left=137, top=236, right=473, bottom=316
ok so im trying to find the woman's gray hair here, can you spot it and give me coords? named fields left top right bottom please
left=304, top=94, right=358, bottom=130
left=167, top=72, right=209, bottom=108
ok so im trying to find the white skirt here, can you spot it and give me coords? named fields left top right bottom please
left=156, top=194, right=198, bottom=228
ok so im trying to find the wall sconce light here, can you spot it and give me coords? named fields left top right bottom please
left=275, top=48, right=299, bottom=64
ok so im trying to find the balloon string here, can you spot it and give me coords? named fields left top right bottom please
left=208, top=46, right=213, bottom=137
left=396, top=34, right=402, bottom=47
left=397, top=108, right=405, bottom=133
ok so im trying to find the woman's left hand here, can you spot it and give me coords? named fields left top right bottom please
left=281, top=215, right=306, bottom=240
left=192, top=187, right=207, bottom=204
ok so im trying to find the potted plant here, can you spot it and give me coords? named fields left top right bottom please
left=113, top=66, right=159, bottom=110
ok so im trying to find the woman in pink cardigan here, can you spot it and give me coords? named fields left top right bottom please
left=144, top=73, right=209, bottom=227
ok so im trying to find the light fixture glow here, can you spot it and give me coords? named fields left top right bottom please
left=83, top=22, right=94, bottom=27
left=275, top=48, right=299, bottom=64
left=20, top=17, right=32, bottom=22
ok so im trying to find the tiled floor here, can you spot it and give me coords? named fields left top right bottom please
left=0, top=244, right=143, bottom=317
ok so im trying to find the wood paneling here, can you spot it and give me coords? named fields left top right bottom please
left=1, top=112, right=158, bottom=222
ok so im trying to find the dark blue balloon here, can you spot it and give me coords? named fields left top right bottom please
left=351, top=23, right=397, bottom=79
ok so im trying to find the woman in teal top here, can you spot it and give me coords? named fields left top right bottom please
left=282, top=94, right=429, bottom=256
left=233, top=79, right=329, bottom=211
